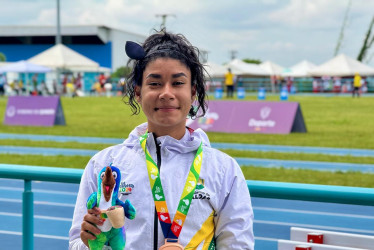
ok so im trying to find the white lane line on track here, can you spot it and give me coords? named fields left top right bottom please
left=0, top=187, right=77, bottom=196
left=0, top=198, right=75, bottom=207
left=255, top=220, right=374, bottom=235
left=0, top=230, right=69, bottom=240
left=0, top=212, right=72, bottom=222
left=255, top=236, right=278, bottom=242
left=253, top=206, right=374, bottom=219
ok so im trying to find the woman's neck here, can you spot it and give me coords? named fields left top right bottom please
left=148, top=125, right=186, bottom=140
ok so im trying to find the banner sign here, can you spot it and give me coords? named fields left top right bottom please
left=4, top=96, right=66, bottom=126
left=187, top=101, right=306, bottom=134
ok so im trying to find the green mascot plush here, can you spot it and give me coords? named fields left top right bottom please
left=86, top=164, right=136, bottom=249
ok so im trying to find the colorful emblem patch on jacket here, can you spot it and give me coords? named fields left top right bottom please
left=196, top=178, right=205, bottom=190
left=194, top=178, right=210, bottom=200
left=119, top=181, right=134, bottom=195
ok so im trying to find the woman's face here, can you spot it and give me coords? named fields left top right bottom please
left=136, top=58, right=196, bottom=138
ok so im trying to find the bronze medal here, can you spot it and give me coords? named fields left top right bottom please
left=159, top=239, right=184, bottom=250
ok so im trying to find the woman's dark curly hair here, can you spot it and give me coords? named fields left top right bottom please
left=124, top=29, right=208, bottom=119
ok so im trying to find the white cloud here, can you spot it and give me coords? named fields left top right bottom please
left=257, top=41, right=296, bottom=51
left=268, top=0, right=347, bottom=28
left=0, top=0, right=373, bottom=66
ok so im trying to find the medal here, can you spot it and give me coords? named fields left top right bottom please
left=159, top=239, right=184, bottom=250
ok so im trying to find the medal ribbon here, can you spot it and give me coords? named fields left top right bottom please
left=139, top=132, right=203, bottom=239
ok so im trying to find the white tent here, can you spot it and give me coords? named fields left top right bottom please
left=0, top=60, right=51, bottom=73
left=283, top=60, right=317, bottom=77
left=204, top=61, right=242, bottom=77
left=224, top=59, right=269, bottom=76
left=28, top=44, right=100, bottom=71
left=309, top=54, right=374, bottom=77
left=259, top=60, right=284, bottom=75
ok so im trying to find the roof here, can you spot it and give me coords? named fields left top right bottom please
left=28, top=44, right=99, bottom=70
left=0, top=24, right=146, bottom=44
left=225, top=59, right=270, bottom=76
left=283, top=60, right=317, bottom=77
left=259, top=60, right=284, bottom=75
left=309, top=54, right=374, bottom=77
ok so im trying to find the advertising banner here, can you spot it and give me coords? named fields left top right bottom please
left=4, top=96, right=66, bottom=126
left=187, top=101, right=306, bottom=134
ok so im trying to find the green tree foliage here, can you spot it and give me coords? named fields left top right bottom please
left=111, top=66, right=131, bottom=78
left=242, top=58, right=262, bottom=64
left=357, top=16, right=374, bottom=62
left=0, top=52, right=6, bottom=62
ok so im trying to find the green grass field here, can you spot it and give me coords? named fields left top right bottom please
left=1, top=95, right=373, bottom=187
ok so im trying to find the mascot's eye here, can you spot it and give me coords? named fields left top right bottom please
left=100, top=172, right=105, bottom=179
left=112, top=172, right=118, bottom=179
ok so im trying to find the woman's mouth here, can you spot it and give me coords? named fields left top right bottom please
left=154, top=107, right=180, bottom=111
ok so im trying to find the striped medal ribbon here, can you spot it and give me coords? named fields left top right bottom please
left=139, top=133, right=203, bottom=240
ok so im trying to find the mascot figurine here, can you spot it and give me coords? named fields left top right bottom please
left=86, top=164, right=136, bottom=250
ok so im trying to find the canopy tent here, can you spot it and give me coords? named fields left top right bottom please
left=204, top=61, right=242, bottom=77
left=282, top=60, right=317, bottom=77
left=0, top=60, right=51, bottom=73
left=0, top=60, right=52, bottom=90
left=309, top=54, right=374, bottom=77
left=224, top=59, right=269, bottom=76
left=259, top=60, right=284, bottom=75
left=28, top=44, right=100, bottom=71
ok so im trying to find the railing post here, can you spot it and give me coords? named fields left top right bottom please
left=23, top=180, right=33, bottom=250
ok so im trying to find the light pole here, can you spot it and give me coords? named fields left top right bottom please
left=56, top=0, right=61, bottom=44
left=156, top=14, right=176, bottom=30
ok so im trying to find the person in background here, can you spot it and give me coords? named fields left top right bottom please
left=353, top=72, right=362, bottom=97
left=69, top=30, right=254, bottom=250
left=98, top=73, right=106, bottom=89
left=224, top=68, right=234, bottom=98
left=32, top=73, right=38, bottom=95
left=0, top=73, right=6, bottom=96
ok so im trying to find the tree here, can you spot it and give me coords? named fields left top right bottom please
left=357, top=16, right=374, bottom=62
left=0, top=52, right=6, bottom=62
left=111, top=66, right=131, bottom=78
left=242, top=58, right=262, bottom=64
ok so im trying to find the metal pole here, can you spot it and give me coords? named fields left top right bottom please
left=56, top=0, right=61, bottom=44
left=23, top=180, right=34, bottom=250
left=56, top=0, right=61, bottom=89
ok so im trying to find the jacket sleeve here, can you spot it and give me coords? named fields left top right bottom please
left=214, top=157, right=255, bottom=249
left=69, top=158, right=98, bottom=250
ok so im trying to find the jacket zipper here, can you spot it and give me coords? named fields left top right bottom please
left=153, top=135, right=161, bottom=250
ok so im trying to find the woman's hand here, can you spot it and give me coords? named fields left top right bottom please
left=80, top=207, right=103, bottom=247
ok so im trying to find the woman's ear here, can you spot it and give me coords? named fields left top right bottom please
left=135, top=86, right=141, bottom=102
left=191, top=85, right=197, bottom=101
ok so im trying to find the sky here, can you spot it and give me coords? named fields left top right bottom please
left=0, top=0, right=373, bottom=67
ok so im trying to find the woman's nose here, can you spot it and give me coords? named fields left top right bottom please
left=159, top=84, right=175, bottom=100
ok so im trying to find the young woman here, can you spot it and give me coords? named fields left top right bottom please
left=69, top=30, right=254, bottom=249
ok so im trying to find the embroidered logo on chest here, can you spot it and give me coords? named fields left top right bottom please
left=193, top=178, right=210, bottom=200
left=119, top=181, right=134, bottom=195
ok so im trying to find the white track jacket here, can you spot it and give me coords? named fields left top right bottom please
left=69, top=123, right=254, bottom=249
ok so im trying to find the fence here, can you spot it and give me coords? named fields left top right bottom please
left=0, top=163, right=373, bottom=250
left=208, top=76, right=374, bottom=93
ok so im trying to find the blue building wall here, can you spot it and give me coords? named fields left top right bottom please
left=0, top=42, right=112, bottom=68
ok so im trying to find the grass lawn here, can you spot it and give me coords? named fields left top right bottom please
left=1, top=95, right=373, bottom=148
left=0, top=95, right=373, bottom=187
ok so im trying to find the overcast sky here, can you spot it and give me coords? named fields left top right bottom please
left=1, top=0, right=373, bottom=67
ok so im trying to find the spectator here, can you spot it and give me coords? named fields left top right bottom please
left=224, top=68, right=234, bottom=98
left=353, top=72, right=362, bottom=97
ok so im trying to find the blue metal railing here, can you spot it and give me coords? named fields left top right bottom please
left=0, top=163, right=373, bottom=250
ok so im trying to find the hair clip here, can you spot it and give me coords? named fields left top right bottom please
left=125, top=41, right=145, bottom=60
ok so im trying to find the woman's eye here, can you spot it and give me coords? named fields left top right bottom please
left=174, top=81, right=184, bottom=86
left=148, top=82, right=159, bottom=86
left=112, top=172, right=117, bottom=179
